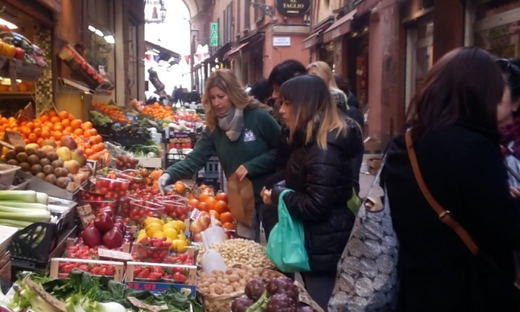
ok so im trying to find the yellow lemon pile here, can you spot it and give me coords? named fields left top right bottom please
left=136, top=217, right=189, bottom=253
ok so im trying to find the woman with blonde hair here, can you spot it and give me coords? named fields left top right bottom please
left=261, top=75, right=363, bottom=309
left=307, top=61, right=349, bottom=113
left=159, top=69, right=280, bottom=241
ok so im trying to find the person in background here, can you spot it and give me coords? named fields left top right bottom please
left=262, top=59, right=308, bottom=240
left=249, top=79, right=273, bottom=105
left=172, top=86, right=179, bottom=104
left=174, top=85, right=184, bottom=105
left=334, top=75, right=364, bottom=130
left=307, top=61, right=349, bottom=113
left=190, top=85, right=201, bottom=104
left=158, top=69, right=280, bottom=242
left=262, top=75, right=360, bottom=309
left=382, top=47, right=520, bottom=311
left=497, top=58, right=520, bottom=194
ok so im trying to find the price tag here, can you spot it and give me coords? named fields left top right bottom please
left=5, top=131, right=25, bottom=147
left=98, top=248, right=133, bottom=261
left=190, top=182, right=204, bottom=199
left=127, top=297, right=169, bottom=311
left=77, top=204, right=95, bottom=228
left=23, top=276, right=67, bottom=312
left=190, top=208, right=202, bottom=221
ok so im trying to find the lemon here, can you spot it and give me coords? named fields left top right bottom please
left=177, top=234, right=187, bottom=241
left=146, top=223, right=163, bottom=237
left=138, top=229, right=146, bottom=235
left=166, top=237, right=173, bottom=243
left=162, top=222, right=176, bottom=231
left=172, top=220, right=186, bottom=232
left=163, top=228, right=178, bottom=240
left=153, top=231, right=165, bottom=239
left=171, top=239, right=188, bottom=253
left=137, top=233, right=147, bottom=242
left=144, top=217, right=164, bottom=226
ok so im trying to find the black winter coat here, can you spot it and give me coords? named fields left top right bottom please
left=272, top=119, right=362, bottom=273
left=382, top=124, right=520, bottom=312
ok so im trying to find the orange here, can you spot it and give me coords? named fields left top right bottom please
left=68, top=113, right=75, bottom=121
left=71, top=119, right=82, bottom=129
left=85, top=148, right=93, bottom=156
left=82, top=121, right=93, bottom=130
left=41, top=129, right=51, bottom=139
left=40, top=115, right=49, bottom=122
left=21, top=127, right=31, bottom=136
left=61, top=119, right=70, bottom=127
left=28, top=133, right=37, bottom=143
left=90, top=128, right=98, bottom=136
left=37, top=138, right=43, bottom=146
left=199, top=192, right=209, bottom=203
left=62, top=130, right=70, bottom=136
left=220, top=212, right=234, bottom=223
left=73, top=128, right=83, bottom=136
left=209, top=210, right=220, bottom=221
left=52, top=131, right=62, bottom=140
left=65, top=126, right=72, bottom=133
left=83, top=129, right=93, bottom=137
left=98, top=142, right=105, bottom=150
left=33, top=128, right=42, bottom=137
left=53, top=124, right=63, bottom=132
left=58, top=111, right=68, bottom=120
left=48, top=110, right=57, bottom=117
left=222, top=222, right=234, bottom=230
left=174, top=181, right=185, bottom=193
left=205, top=197, right=216, bottom=210
left=26, top=122, right=34, bottom=129
left=24, top=139, right=30, bottom=144
left=50, top=116, right=60, bottom=124
left=91, top=135, right=102, bottom=144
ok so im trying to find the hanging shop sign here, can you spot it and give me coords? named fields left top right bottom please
left=275, top=0, right=310, bottom=17
left=210, top=23, right=218, bottom=47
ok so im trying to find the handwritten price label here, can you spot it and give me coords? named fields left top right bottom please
left=98, top=248, right=133, bottom=261
left=77, top=204, right=95, bottom=228
left=128, top=297, right=168, bottom=311
left=190, top=182, right=204, bottom=199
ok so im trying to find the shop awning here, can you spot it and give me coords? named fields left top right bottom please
left=302, top=18, right=334, bottom=50
left=145, top=41, right=181, bottom=64
left=323, top=9, right=357, bottom=43
left=224, top=43, right=249, bottom=61
left=206, top=42, right=232, bottom=63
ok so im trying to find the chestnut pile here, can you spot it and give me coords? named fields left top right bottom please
left=232, top=276, right=315, bottom=312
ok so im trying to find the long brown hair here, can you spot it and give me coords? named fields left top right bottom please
left=202, top=69, right=269, bottom=131
left=407, top=47, right=505, bottom=136
left=280, top=75, right=347, bottom=149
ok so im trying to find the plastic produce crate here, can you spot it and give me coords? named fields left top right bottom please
left=0, top=164, right=20, bottom=190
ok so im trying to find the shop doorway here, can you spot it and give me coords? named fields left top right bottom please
left=405, top=16, right=434, bottom=111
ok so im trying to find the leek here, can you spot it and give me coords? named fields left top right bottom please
left=0, top=190, right=37, bottom=203
left=36, top=192, right=48, bottom=205
left=0, top=209, right=50, bottom=222
left=0, top=218, right=28, bottom=229
left=0, top=202, right=47, bottom=210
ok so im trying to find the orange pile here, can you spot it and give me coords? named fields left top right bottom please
left=92, top=101, right=131, bottom=123
left=0, top=110, right=110, bottom=163
left=185, top=184, right=234, bottom=230
left=141, top=102, right=175, bottom=121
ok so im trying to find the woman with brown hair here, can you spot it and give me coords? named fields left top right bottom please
left=262, top=75, right=363, bottom=309
left=158, top=69, right=280, bottom=241
left=307, top=61, right=349, bottom=114
left=382, top=47, right=520, bottom=311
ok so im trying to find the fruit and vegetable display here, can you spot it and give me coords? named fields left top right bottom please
left=197, top=239, right=275, bottom=269
left=111, top=123, right=151, bottom=149
left=0, top=142, right=90, bottom=189
left=0, top=27, right=47, bottom=66
left=79, top=208, right=133, bottom=250
left=0, top=190, right=54, bottom=229
left=89, top=111, right=113, bottom=127
left=58, top=44, right=112, bottom=90
left=231, top=276, right=316, bottom=312
left=197, top=266, right=283, bottom=296
left=141, top=102, right=175, bottom=121
left=133, top=217, right=189, bottom=257
left=91, top=101, right=131, bottom=123
left=8, top=271, right=202, bottom=312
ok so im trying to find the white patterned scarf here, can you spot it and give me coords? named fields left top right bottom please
left=217, top=107, right=244, bottom=142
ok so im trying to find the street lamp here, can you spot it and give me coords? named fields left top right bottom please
left=160, top=3, right=167, bottom=22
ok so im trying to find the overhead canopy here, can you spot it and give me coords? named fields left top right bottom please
left=302, top=17, right=334, bottom=50
left=323, top=9, right=357, bottom=43
left=145, top=41, right=181, bottom=64
left=224, top=43, right=249, bottom=61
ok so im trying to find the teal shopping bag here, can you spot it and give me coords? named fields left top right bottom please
left=265, top=189, right=310, bottom=273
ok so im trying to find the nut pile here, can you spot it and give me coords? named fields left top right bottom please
left=197, top=267, right=282, bottom=296
left=197, top=239, right=275, bottom=269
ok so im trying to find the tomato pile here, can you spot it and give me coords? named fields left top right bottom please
left=132, top=237, right=170, bottom=262
left=117, top=169, right=148, bottom=191
left=94, top=175, right=130, bottom=201
left=133, top=265, right=188, bottom=283
left=115, top=154, right=139, bottom=170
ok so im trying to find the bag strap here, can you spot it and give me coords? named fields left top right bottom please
left=405, top=128, right=479, bottom=255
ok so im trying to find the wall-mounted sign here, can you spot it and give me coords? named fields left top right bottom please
left=273, top=36, right=291, bottom=47
left=275, top=0, right=310, bottom=17
left=210, top=23, right=218, bottom=47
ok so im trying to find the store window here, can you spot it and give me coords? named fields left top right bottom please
left=474, top=0, right=520, bottom=58
left=405, top=16, right=434, bottom=109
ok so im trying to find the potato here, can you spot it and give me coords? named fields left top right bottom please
left=224, top=286, right=235, bottom=294
left=214, top=286, right=223, bottom=295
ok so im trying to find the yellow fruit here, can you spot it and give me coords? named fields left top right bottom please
left=171, top=239, right=188, bottom=253
left=166, top=237, right=173, bottom=243
left=173, top=220, right=186, bottom=232
left=163, top=228, right=178, bottom=240
left=139, top=229, right=146, bottom=235
left=177, top=234, right=187, bottom=241
left=153, top=231, right=165, bottom=239
left=146, top=223, right=163, bottom=237
left=137, top=233, right=146, bottom=242
left=144, top=217, right=164, bottom=226
left=162, top=222, right=176, bottom=230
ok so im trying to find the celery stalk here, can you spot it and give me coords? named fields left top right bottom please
left=0, top=202, right=47, bottom=210
left=35, top=192, right=48, bottom=205
left=0, top=190, right=37, bottom=203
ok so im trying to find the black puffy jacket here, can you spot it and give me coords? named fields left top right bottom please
left=272, top=119, right=362, bottom=273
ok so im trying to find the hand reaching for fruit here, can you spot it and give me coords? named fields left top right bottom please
left=158, top=173, right=171, bottom=194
